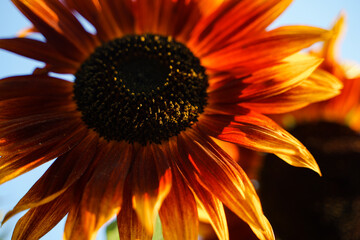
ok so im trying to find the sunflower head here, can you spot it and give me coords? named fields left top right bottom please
left=73, top=33, right=208, bottom=145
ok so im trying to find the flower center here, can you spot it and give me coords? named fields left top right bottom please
left=74, top=34, right=208, bottom=145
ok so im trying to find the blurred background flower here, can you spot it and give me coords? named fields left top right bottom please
left=198, top=2, right=360, bottom=240
left=259, top=12, right=360, bottom=240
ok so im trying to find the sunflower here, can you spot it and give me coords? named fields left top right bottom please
left=0, top=0, right=342, bottom=239
left=278, top=13, right=360, bottom=131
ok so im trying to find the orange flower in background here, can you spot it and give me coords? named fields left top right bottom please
left=278, top=13, right=360, bottom=130
left=199, top=13, right=360, bottom=240
left=0, top=0, right=342, bottom=239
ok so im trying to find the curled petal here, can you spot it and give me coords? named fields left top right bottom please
left=200, top=110, right=321, bottom=174
left=17, top=26, right=38, bottom=37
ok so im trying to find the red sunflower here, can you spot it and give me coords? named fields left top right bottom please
left=0, top=0, right=342, bottom=239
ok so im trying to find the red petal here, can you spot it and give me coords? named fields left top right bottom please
left=12, top=0, right=96, bottom=60
left=159, top=166, right=199, bottom=240
left=168, top=140, right=229, bottom=240
left=11, top=189, right=73, bottom=240
left=2, top=132, right=98, bottom=223
left=0, top=112, right=81, bottom=155
left=0, top=118, right=87, bottom=185
left=0, top=38, right=79, bottom=74
left=173, top=130, right=274, bottom=240
left=130, top=0, right=202, bottom=42
left=189, top=0, right=292, bottom=56
left=0, top=75, right=73, bottom=101
left=117, top=178, right=152, bottom=240
left=64, top=0, right=129, bottom=41
left=131, top=144, right=172, bottom=233
left=64, top=141, right=133, bottom=239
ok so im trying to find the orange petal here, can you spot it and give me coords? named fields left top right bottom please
left=189, top=0, right=292, bottom=56
left=17, top=26, right=38, bottom=37
left=208, top=54, right=322, bottom=104
left=64, top=141, right=133, bottom=239
left=169, top=140, right=229, bottom=240
left=11, top=189, right=72, bottom=240
left=168, top=139, right=228, bottom=240
left=212, top=139, right=264, bottom=179
left=201, top=26, right=330, bottom=74
left=63, top=201, right=82, bottom=240
left=239, top=67, right=343, bottom=114
left=0, top=38, right=80, bottom=74
left=193, top=189, right=228, bottom=240
left=2, top=132, right=98, bottom=223
left=200, top=110, right=321, bottom=174
left=174, top=129, right=274, bottom=240
left=131, top=144, right=172, bottom=233
left=12, top=0, right=96, bottom=61
left=328, top=75, right=360, bottom=120
left=197, top=0, right=225, bottom=16
left=322, top=12, right=346, bottom=68
left=117, top=178, right=152, bottom=240
left=159, top=166, right=198, bottom=240
left=285, top=66, right=360, bottom=131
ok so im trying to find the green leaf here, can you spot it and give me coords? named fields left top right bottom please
left=152, top=215, right=164, bottom=240
left=105, top=215, right=164, bottom=240
left=106, top=219, right=120, bottom=240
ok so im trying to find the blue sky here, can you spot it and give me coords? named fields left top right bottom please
left=0, top=0, right=359, bottom=239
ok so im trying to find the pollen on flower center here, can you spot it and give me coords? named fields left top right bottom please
left=74, top=34, right=208, bottom=145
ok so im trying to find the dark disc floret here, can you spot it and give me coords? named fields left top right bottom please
left=74, top=34, right=208, bottom=145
